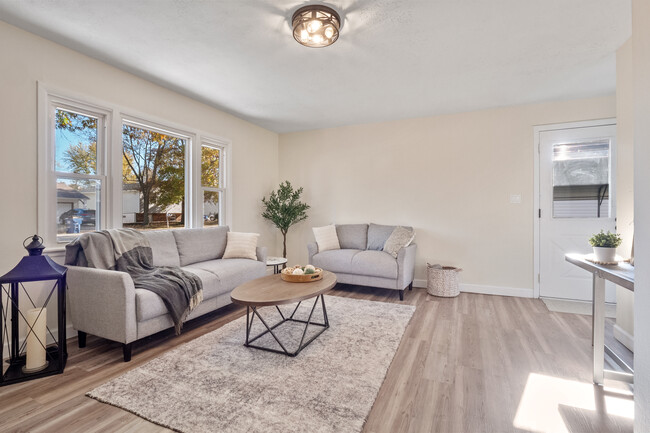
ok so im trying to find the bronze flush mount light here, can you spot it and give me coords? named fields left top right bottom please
left=292, top=4, right=341, bottom=48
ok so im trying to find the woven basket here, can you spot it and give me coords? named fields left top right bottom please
left=426, top=264, right=462, bottom=297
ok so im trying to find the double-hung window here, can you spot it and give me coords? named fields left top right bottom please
left=201, top=141, right=226, bottom=226
left=40, top=96, right=109, bottom=244
left=38, top=84, right=230, bottom=246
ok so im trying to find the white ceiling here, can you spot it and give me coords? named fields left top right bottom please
left=0, top=0, right=631, bottom=133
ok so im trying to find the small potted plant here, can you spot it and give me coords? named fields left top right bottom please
left=588, top=230, right=622, bottom=262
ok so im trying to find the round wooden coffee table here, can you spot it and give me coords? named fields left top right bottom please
left=231, top=271, right=336, bottom=357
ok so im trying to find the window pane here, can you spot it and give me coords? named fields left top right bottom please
left=201, top=146, right=220, bottom=188
left=552, top=140, right=610, bottom=218
left=203, top=190, right=220, bottom=226
left=55, top=109, right=98, bottom=174
left=56, top=178, right=100, bottom=242
left=122, top=124, right=185, bottom=230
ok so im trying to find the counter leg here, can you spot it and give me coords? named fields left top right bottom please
left=593, top=274, right=605, bottom=385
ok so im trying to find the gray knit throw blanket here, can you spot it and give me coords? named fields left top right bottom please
left=65, top=228, right=203, bottom=334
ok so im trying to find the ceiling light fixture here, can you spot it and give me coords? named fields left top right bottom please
left=292, top=5, right=341, bottom=48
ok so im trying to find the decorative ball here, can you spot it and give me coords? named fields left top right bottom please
left=305, top=264, right=316, bottom=271
left=292, top=268, right=305, bottom=275
left=304, top=268, right=315, bottom=275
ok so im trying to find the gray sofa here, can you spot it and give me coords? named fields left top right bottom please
left=67, top=226, right=267, bottom=361
left=308, top=224, right=416, bottom=300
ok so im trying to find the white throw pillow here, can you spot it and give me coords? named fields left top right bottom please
left=222, top=232, right=259, bottom=260
left=312, top=225, right=341, bottom=252
left=383, top=226, right=415, bottom=258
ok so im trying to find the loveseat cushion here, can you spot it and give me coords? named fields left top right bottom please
left=141, top=230, right=181, bottom=267
left=312, top=249, right=361, bottom=275
left=173, top=226, right=229, bottom=266
left=366, top=224, right=396, bottom=250
left=312, top=249, right=398, bottom=279
left=351, top=250, right=398, bottom=279
left=336, top=224, right=368, bottom=250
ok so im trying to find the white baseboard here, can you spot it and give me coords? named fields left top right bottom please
left=413, top=279, right=533, bottom=298
left=613, top=324, right=634, bottom=352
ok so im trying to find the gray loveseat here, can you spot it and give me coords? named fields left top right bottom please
left=67, top=226, right=266, bottom=361
left=308, top=224, right=416, bottom=300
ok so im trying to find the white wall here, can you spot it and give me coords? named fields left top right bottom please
left=0, top=21, right=279, bottom=339
left=615, top=38, right=635, bottom=350
left=279, top=96, right=616, bottom=293
left=632, top=0, right=650, bottom=429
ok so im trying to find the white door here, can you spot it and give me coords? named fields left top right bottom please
left=539, top=124, right=617, bottom=302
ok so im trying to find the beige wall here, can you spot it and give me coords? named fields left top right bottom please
left=0, top=20, right=280, bottom=274
left=279, top=96, right=616, bottom=292
left=615, top=38, right=635, bottom=349
left=632, top=0, right=650, bottom=429
left=0, top=21, right=279, bottom=337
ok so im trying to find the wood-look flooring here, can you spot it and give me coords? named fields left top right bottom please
left=0, top=286, right=634, bottom=433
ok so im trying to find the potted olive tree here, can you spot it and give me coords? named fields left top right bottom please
left=261, top=181, right=310, bottom=258
left=588, top=230, right=622, bottom=262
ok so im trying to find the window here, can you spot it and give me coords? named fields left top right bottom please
left=38, top=84, right=230, bottom=245
left=122, top=121, right=187, bottom=230
left=552, top=140, right=611, bottom=218
left=201, top=143, right=225, bottom=226
left=48, top=104, right=107, bottom=243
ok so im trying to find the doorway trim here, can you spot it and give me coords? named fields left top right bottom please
left=533, top=118, right=617, bottom=299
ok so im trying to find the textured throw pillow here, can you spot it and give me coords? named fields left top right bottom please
left=222, top=232, right=259, bottom=260
left=312, top=225, right=341, bottom=252
left=383, top=226, right=415, bottom=258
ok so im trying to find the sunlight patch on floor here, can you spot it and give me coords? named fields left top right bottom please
left=513, top=373, right=633, bottom=433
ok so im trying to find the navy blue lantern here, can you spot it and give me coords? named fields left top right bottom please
left=0, top=235, right=68, bottom=385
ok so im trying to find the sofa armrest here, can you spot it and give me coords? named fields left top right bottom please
left=256, top=246, right=268, bottom=264
left=67, top=266, right=138, bottom=344
left=307, top=242, right=319, bottom=264
left=397, top=243, right=417, bottom=290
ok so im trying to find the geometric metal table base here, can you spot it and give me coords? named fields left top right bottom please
left=244, top=294, right=329, bottom=357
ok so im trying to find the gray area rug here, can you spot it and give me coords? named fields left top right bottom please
left=87, top=295, right=415, bottom=433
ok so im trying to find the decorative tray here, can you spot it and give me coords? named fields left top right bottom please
left=280, top=265, right=324, bottom=283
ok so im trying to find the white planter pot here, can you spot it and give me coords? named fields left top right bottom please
left=593, top=247, right=617, bottom=262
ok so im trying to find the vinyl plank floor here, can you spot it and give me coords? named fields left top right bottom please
left=0, top=287, right=634, bottom=433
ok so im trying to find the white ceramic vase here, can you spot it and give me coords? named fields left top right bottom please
left=593, top=247, right=617, bottom=263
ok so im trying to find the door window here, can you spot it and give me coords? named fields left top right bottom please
left=552, top=140, right=610, bottom=218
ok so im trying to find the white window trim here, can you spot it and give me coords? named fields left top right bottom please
left=197, top=138, right=230, bottom=228
left=37, top=82, right=232, bottom=248
left=38, top=83, right=113, bottom=247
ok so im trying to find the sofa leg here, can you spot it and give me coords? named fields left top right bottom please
left=78, top=331, right=87, bottom=348
left=123, top=343, right=133, bottom=362
left=408, top=282, right=413, bottom=291
left=399, top=289, right=404, bottom=301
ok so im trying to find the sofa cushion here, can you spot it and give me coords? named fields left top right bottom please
left=366, top=224, right=396, bottom=250
left=184, top=259, right=266, bottom=299
left=135, top=267, right=221, bottom=322
left=336, top=224, right=368, bottom=250
left=173, top=226, right=229, bottom=266
left=135, top=258, right=265, bottom=322
left=141, top=230, right=181, bottom=267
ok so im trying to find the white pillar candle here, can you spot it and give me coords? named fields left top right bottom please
left=25, top=307, right=47, bottom=371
